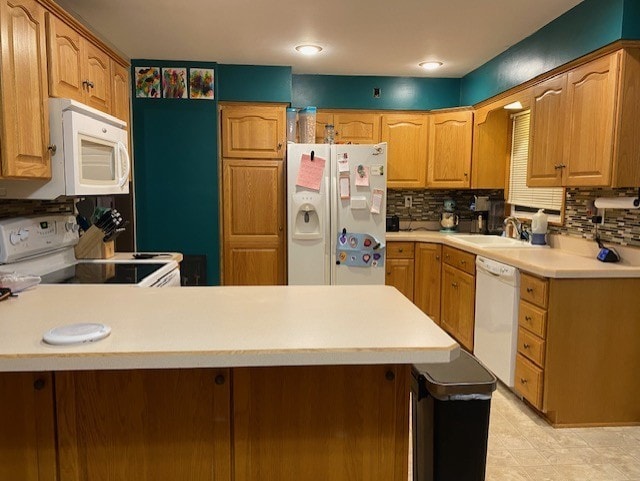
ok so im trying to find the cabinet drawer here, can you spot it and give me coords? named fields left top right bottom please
left=442, top=246, right=475, bottom=275
left=518, top=301, right=547, bottom=338
left=517, top=327, right=545, bottom=367
left=515, top=354, right=544, bottom=410
left=520, top=273, right=548, bottom=308
left=387, top=242, right=414, bottom=259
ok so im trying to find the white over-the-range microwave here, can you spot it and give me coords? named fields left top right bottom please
left=0, top=98, right=130, bottom=199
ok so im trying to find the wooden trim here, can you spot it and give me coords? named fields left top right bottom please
left=219, top=101, right=289, bottom=108
left=36, top=0, right=129, bottom=66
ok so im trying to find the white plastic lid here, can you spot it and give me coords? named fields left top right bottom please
left=43, top=323, right=111, bottom=345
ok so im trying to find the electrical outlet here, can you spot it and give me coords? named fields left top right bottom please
left=404, top=195, right=412, bottom=208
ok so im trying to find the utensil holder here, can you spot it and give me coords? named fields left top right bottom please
left=74, top=225, right=115, bottom=259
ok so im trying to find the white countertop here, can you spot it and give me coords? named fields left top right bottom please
left=0, top=284, right=458, bottom=372
left=386, top=231, right=640, bottom=278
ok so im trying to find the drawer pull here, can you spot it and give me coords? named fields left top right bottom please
left=460, top=260, right=466, bottom=265
left=525, top=316, right=532, bottom=321
left=523, top=343, right=531, bottom=349
left=451, top=282, right=458, bottom=288
left=435, top=255, right=440, bottom=260
left=445, top=254, right=450, bottom=259
left=526, top=287, right=534, bottom=293
left=398, top=248, right=403, bottom=253
left=520, top=378, right=528, bottom=385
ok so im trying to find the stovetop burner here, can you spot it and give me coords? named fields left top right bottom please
left=41, top=263, right=168, bottom=285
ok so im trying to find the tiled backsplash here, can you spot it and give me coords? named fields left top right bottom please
left=0, top=199, right=74, bottom=219
left=387, top=187, right=640, bottom=247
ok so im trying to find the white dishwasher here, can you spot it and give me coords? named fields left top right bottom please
left=473, top=256, right=520, bottom=388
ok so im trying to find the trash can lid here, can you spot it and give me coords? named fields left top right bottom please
left=414, top=350, right=497, bottom=400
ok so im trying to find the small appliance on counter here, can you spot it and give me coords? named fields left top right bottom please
left=386, top=215, right=400, bottom=232
left=530, top=209, right=548, bottom=245
left=439, top=199, right=459, bottom=233
left=470, top=195, right=490, bottom=234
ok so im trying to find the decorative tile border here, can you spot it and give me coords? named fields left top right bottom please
left=0, top=199, right=74, bottom=219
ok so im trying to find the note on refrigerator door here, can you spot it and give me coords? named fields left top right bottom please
left=355, top=165, right=370, bottom=186
left=339, top=176, right=350, bottom=199
left=295, top=153, right=326, bottom=191
left=337, top=159, right=349, bottom=174
left=370, top=188, right=384, bottom=214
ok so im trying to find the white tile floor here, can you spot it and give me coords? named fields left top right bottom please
left=486, top=384, right=640, bottom=481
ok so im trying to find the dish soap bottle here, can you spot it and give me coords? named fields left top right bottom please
left=531, top=209, right=548, bottom=245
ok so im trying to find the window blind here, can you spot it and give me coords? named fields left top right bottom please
left=507, top=111, right=563, bottom=212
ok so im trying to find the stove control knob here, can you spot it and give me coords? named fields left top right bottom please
left=9, top=231, right=21, bottom=245
left=18, top=228, right=29, bottom=241
left=65, top=222, right=79, bottom=233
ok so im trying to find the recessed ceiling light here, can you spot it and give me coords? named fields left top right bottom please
left=504, top=101, right=523, bottom=110
left=419, top=61, right=443, bottom=71
left=295, top=45, right=323, bottom=55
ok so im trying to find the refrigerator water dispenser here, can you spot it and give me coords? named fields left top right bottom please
left=292, top=192, right=322, bottom=240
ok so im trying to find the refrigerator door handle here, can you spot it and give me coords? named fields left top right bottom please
left=324, top=174, right=331, bottom=284
left=330, top=173, right=338, bottom=285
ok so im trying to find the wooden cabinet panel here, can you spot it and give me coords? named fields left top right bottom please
left=333, top=112, right=380, bottom=144
left=517, top=327, right=545, bottom=367
left=0, top=0, right=51, bottom=179
left=414, top=243, right=442, bottom=323
left=386, top=241, right=414, bottom=258
left=442, top=245, right=475, bottom=276
left=222, top=159, right=285, bottom=285
left=471, top=107, right=509, bottom=189
left=426, top=111, right=473, bottom=188
left=56, top=369, right=231, bottom=481
left=515, top=354, right=544, bottom=410
left=0, top=372, right=56, bottom=481
left=440, top=264, right=458, bottom=340
left=221, top=105, right=286, bottom=159
left=528, top=74, right=567, bottom=187
left=381, top=114, right=428, bottom=188
left=46, top=13, right=83, bottom=101
left=233, top=365, right=409, bottom=481
left=520, top=273, right=548, bottom=309
left=385, top=258, right=414, bottom=301
left=518, top=301, right=547, bottom=337
left=111, top=60, right=130, bottom=122
left=82, top=40, right=111, bottom=113
left=564, top=53, right=620, bottom=186
left=441, top=263, right=475, bottom=351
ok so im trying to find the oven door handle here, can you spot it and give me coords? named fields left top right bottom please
left=118, top=141, right=131, bottom=188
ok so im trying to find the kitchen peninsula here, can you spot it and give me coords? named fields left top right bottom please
left=0, top=284, right=457, bottom=481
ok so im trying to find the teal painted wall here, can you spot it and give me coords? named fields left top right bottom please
left=292, top=75, right=460, bottom=110
left=622, top=0, right=640, bottom=38
left=218, top=64, right=292, bottom=102
left=460, top=0, right=624, bottom=105
left=132, top=60, right=220, bottom=285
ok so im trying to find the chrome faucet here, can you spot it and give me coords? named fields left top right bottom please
left=503, top=216, right=524, bottom=239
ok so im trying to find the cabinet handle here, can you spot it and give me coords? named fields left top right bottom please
left=523, top=343, right=531, bottom=349
left=47, top=144, right=57, bottom=155
left=82, top=80, right=89, bottom=90
left=464, top=172, right=468, bottom=177
left=525, top=315, right=532, bottom=322
left=33, top=378, right=46, bottom=390
left=435, top=255, right=440, bottom=260
left=385, top=370, right=395, bottom=381
left=278, top=226, right=283, bottom=232
left=214, top=374, right=226, bottom=385
left=554, top=164, right=562, bottom=170
left=277, top=142, right=283, bottom=150
left=398, top=248, right=403, bottom=253
left=520, top=378, right=528, bottom=385
left=88, top=80, right=95, bottom=89
left=526, top=287, right=534, bottom=293
left=445, top=254, right=450, bottom=259
left=451, top=282, right=458, bottom=288
left=460, top=260, right=466, bottom=265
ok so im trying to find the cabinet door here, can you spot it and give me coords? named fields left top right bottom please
left=385, top=258, right=414, bottom=301
left=0, top=372, right=56, bottom=481
left=441, top=265, right=475, bottom=351
left=471, top=107, right=510, bottom=189
left=381, top=114, right=428, bottom=189
left=221, top=105, right=286, bottom=159
left=0, top=0, right=51, bottom=179
left=315, top=111, right=334, bottom=143
left=528, top=74, right=567, bottom=187
left=440, top=264, right=459, bottom=340
left=223, top=159, right=285, bottom=285
left=334, top=112, right=381, bottom=144
left=414, top=243, right=442, bottom=323
left=46, top=13, right=84, bottom=102
left=56, top=369, right=231, bottom=481
left=111, top=59, right=130, bottom=123
left=427, top=111, right=473, bottom=188
left=82, top=39, right=111, bottom=113
left=564, top=53, right=620, bottom=187
left=233, top=365, right=410, bottom=481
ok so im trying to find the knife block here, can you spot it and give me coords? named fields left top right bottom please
left=74, top=225, right=115, bottom=259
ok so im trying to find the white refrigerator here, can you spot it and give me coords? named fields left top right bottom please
left=287, top=143, right=387, bottom=285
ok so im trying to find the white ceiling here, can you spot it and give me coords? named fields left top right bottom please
left=56, top=0, right=583, bottom=77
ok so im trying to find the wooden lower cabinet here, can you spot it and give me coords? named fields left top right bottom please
left=233, top=365, right=410, bottom=481
left=0, top=372, right=56, bottom=481
left=440, top=247, right=475, bottom=352
left=385, top=242, right=415, bottom=301
left=414, top=243, right=442, bottom=323
left=56, top=369, right=231, bottom=481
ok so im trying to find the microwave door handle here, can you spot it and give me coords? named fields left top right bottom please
left=117, top=141, right=131, bottom=187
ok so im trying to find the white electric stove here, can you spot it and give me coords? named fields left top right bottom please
left=0, top=215, right=181, bottom=288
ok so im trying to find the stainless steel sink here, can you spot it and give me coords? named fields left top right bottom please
left=450, top=234, right=535, bottom=248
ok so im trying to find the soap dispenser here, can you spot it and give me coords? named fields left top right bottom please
left=531, top=209, right=548, bottom=245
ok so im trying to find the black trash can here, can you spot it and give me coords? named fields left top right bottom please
left=413, top=350, right=497, bottom=481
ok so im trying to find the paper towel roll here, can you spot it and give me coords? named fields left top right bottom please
left=594, top=197, right=640, bottom=209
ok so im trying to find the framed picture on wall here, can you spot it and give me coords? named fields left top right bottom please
left=189, top=68, right=214, bottom=99
left=135, top=67, right=161, bottom=98
left=162, top=67, right=188, bottom=98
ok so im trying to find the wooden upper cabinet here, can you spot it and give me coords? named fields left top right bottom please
left=426, top=110, right=473, bottom=188
left=47, top=13, right=112, bottom=114
left=0, top=0, right=51, bottom=179
left=471, top=106, right=510, bottom=189
left=221, top=105, right=286, bottom=159
left=528, top=74, right=568, bottom=187
left=111, top=60, right=130, bottom=123
left=381, top=114, right=428, bottom=189
left=333, top=112, right=381, bottom=144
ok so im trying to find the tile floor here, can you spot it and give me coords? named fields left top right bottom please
left=486, top=384, right=640, bottom=481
